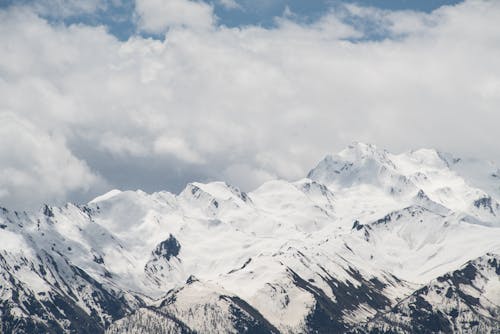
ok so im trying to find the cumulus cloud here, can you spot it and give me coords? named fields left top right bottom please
left=135, top=0, right=215, bottom=32
left=154, top=136, right=204, bottom=164
left=218, top=0, right=241, bottom=10
left=1, top=0, right=500, bottom=209
left=0, top=112, right=105, bottom=210
left=4, top=0, right=108, bottom=18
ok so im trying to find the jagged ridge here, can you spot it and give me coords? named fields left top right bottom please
left=0, top=143, right=499, bottom=333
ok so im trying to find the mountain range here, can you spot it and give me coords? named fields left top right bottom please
left=1, top=142, right=499, bottom=333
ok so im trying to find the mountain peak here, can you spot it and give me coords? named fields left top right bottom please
left=406, top=148, right=454, bottom=168
left=339, top=142, right=382, bottom=158
left=89, top=189, right=122, bottom=204
left=307, top=142, right=397, bottom=187
left=1, top=143, right=500, bottom=333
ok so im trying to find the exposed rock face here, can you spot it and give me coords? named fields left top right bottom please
left=362, top=254, right=500, bottom=334
left=153, top=234, right=181, bottom=260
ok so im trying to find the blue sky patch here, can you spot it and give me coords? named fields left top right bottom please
left=0, top=0, right=464, bottom=40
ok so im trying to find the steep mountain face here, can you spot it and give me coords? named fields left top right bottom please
left=362, top=254, right=500, bottom=333
left=107, top=277, right=281, bottom=334
left=0, top=143, right=499, bottom=333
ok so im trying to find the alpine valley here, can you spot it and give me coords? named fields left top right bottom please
left=1, top=143, right=499, bottom=334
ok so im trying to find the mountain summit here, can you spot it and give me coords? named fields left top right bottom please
left=1, top=144, right=499, bottom=333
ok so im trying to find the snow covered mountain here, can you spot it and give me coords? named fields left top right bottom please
left=1, top=143, right=499, bottom=333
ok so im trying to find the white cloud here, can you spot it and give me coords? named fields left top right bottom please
left=135, top=0, right=215, bottom=33
left=222, top=164, right=276, bottom=191
left=99, top=132, right=149, bottom=157
left=0, top=112, right=105, bottom=210
left=13, top=0, right=107, bottom=18
left=218, top=0, right=241, bottom=10
left=154, top=136, right=204, bottom=163
left=1, top=1, right=500, bottom=208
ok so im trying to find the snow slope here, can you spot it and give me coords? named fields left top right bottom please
left=0, top=142, right=499, bottom=333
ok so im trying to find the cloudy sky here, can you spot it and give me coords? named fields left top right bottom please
left=1, top=0, right=499, bottom=210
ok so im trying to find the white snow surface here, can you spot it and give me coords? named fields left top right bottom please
left=1, top=142, right=500, bottom=331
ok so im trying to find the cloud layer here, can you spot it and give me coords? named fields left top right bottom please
left=136, top=0, right=215, bottom=32
left=1, top=1, right=500, bottom=209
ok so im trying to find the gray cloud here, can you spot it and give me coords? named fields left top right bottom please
left=1, top=1, right=500, bottom=210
